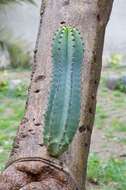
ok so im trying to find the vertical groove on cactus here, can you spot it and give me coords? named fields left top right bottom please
left=44, top=26, right=84, bottom=157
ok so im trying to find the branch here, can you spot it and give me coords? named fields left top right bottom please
left=0, top=0, right=114, bottom=189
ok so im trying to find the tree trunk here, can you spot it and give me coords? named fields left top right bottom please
left=0, top=0, right=114, bottom=190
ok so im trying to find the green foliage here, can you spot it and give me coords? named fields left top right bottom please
left=0, top=71, right=28, bottom=170
left=111, top=119, right=126, bottom=132
left=44, top=26, right=84, bottom=157
left=87, top=153, right=102, bottom=183
left=105, top=118, right=126, bottom=144
left=0, top=79, right=27, bottom=98
left=88, top=153, right=126, bottom=190
left=0, top=30, right=31, bottom=69
left=115, top=79, right=126, bottom=93
left=95, top=105, right=108, bottom=129
left=12, top=83, right=27, bottom=97
left=0, top=0, right=35, bottom=5
left=108, top=53, right=123, bottom=68
left=0, top=107, right=24, bottom=170
left=0, top=0, right=34, bottom=69
left=112, top=90, right=123, bottom=97
left=0, top=29, right=31, bottom=69
left=0, top=82, right=26, bottom=170
left=7, top=41, right=31, bottom=69
left=0, top=80, right=8, bottom=93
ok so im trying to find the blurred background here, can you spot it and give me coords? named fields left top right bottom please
left=0, top=1, right=126, bottom=190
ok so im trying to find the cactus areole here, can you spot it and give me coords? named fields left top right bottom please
left=44, top=26, right=84, bottom=157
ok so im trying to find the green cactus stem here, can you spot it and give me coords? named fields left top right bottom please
left=44, top=26, right=84, bottom=157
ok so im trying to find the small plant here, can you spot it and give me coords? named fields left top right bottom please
left=95, top=105, right=108, bottom=129
left=111, top=119, right=126, bottom=132
left=0, top=0, right=35, bottom=6
left=12, top=83, right=27, bottom=97
left=0, top=86, right=26, bottom=170
left=87, top=153, right=102, bottom=183
left=0, top=80, right=9, bottom=93
left=108, top=53, right=123, bottom=68
left=87, top=153, right=126, bottom=190
left=0, top=30, right=31, bottom=69
left=0, top=78, right=28, bottom=98
left=8, top=41, right=31, bottom=69
left=115, top=78, right=126, bottom=93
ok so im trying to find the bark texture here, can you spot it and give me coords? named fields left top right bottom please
left=0, top=0, right=114, bottom=189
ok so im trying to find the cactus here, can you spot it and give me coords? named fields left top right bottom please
left=44, top=26, right=84, bottom=157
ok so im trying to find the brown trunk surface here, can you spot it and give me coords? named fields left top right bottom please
left=0, top=0, right=114, bottom=189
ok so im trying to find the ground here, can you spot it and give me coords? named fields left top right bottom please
left=0, top=65, right=126, bottom=190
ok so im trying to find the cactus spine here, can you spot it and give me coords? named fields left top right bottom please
left=44, top=26, right=84, bottom=157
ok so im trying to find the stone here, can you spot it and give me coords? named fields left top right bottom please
left=0, top=48, right=10, bottom=69
left=9, top=79, right=22, bottom=90
left=121, top=76, right=126, bottom=85
left=106, top=75, right=119, bottom=90
left=106, top=75, right=126, bottom=91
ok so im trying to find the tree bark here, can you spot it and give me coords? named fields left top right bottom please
left=0, top=0, right=114, bottom=190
